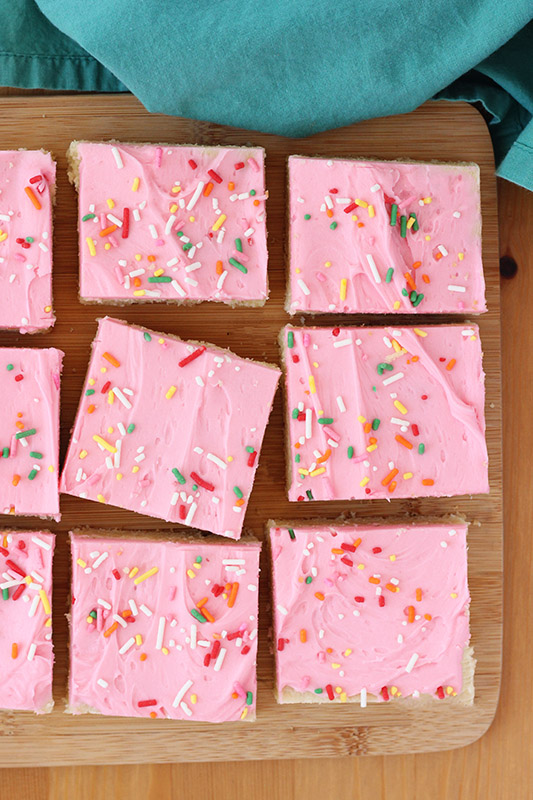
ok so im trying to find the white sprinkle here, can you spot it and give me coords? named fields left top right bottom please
left=187, top=246, right=196, bottom=259
left=31, top=536, right=51, bottom=551
left=397, top=634, right=403, bottom=644
left=170, top=491, right=179, bottom=506
left=180, top=701, right=193, bottom=716
left=324, top=194, right=333, bottom=209
left=107, top=213, right=123, bottom=228
left=360, top=688, right=367, bottom=708
left=193, top=446, right=203, bottom=454
left=165, top=214, right=176, bottom=235
left=305, top=407, right=312, bottom=439
left=147, top=223, right=157, bottom=239
left=448, top=284, right=466, bottom=293
left=195, top=376, right=204, bottom=387
left=171, top=279, right=186, bottom=297
left=112, top=614, right=127, bottom=629
left=139, top=604, right=152, bottom=617
left=207, top=453, right=227, bottom=470
left=370, top=183, right=381, bottom=192
left=383, top=371, right=404, bottom=386
left=453, top=211, right=461, bottom=218
left=119, top=637, right=135, bottom=655
left=111, top=147, right=124, bottom=169
left=92, top=552, right=109, bottom=569
left=277, top=604, right=288, bottom=615
left=449, top=529, right=457, bottom=536
left=156, top=616, right=166, bottom=650
left=167, top=257, right=179, bottom=267
left=128, top=599, right=138, bottom=616
left=213, top=647, right=227, bottom=672
left=383, top=336, right=392, bottom=348
left=9, top=274, right=15, bottom=283
left=134, top=452, right=145, bottom=463
left=247, top=584, right=257, bottom=591
left=391, top=417, right=410, bottom=426
left=112, top=387, right=132, bottom=409
left=173, top=679, right=193, bottom=707
left=27, top=643, right=37, bottom=662
left=186, top=182, right=205, bottom=210
left=440, top=541, right=448, bottom=548
left=217, top=270, right=228, bottom=289
left=28, top=594, right=40, bottom=618
left=132, top=209, right=140, bottom=221
left=190, top=623, right=197, bottom=650
left=184, top=277, right=198, bottom=287
left=366, top=253, right=381, bottom=283
left=238, top=192, right=249, bottom=200
left=462, top=329, right=475, bottom=337
left=39, top=242, right=49, bottom=252
left=129, top=268, right=145, bottom=278
left=97, top=678, right=109, bottom=688
left=437, top=245, right=448, bottom=257
left=405, top=653, right=419, bottom=673
left=333, top=337, right=352, bottom=348
left=297, top=278, right=310, bottom=296
left=97, top=598, right=111, bottom=610
left=336, top=396, right=346, bottom=413
left=244, top=227, right=254, bottom=237
left=216, top=228, right=225, bottom=243
left=185, top=261, right=202, bottom=273
left=185, top=502, right=197, bottom=525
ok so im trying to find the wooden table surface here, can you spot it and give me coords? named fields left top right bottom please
left=0, top=90, right=530, bottom=798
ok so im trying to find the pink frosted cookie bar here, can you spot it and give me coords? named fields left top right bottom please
left=1, top=347, right=63, bottom=519
left=287, top=155, right=486, bottom=314
left=60, top=318, right=280, bottom=538
left=269, top=520, right=473, bottom=705
left=0, top=531, right=55, bottom=712
left=68, top=531, right=261, bottom=721
left=68, top=141, right=268, bottom=305
left=0, top=151, right=55, bottom=332
left=282, top=324, right=488, bottom=501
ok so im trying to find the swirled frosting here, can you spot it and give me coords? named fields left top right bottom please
left=60, top=318, right=280, bottom=538
left=283, top=324, right=488, bottom=501
left=69, top=533, right=260, bottom=722
left=0, top=531, right=55, bottom=712
left=0, top=347, right=63, bottom=519
left=72, top=142, right=268, bottom=304
left=287, top=156, right=486, bottom=314
left=269, top=522, right=471, bottom=702
left=0, top=150, right=55, bottom=332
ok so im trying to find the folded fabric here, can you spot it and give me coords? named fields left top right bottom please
left=0, top=1, right=531, bottom=190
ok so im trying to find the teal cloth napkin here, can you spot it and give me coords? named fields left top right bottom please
left=1, top=1, right=532, bottom=190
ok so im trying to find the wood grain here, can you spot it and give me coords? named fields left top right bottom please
left=0, top=96, right=501, bottom=766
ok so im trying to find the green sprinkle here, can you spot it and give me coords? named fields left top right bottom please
left=29, top=451, right=43, bottom=459
left=314, top=688, right=323, bottom=694
left=304, top=213, right=311, bottom=220
left=401, top=288, right=409, bottom=296
left=347, top=446, right=354, bottom=459
left=143, top=332, right=152, bottom=342
left=26, top=237, right=34, bottom=243
left=6, top=364, right=13, bottom=371
left=172, top=468, right=186, bottom=484
left=288, top=528, right=295, bottom=540
left=2, top=447, right=9, bottom=458
left=372, top=386, right=377, bottom=392
left=189, top=608, right=206, bottom=623
left=82, top=213, right=96, bottom=222
left=385, top=267, right=394, bottom=283
left=195, top=556, right=202, bottom=563
left=235, top=237, right=243, bottom=252
left=192, top=484, right=198, bottom=491
left=250, top=189, right=256, bottom=196
left=306, top=489, right=314, bottom=500
left=411, top=212, right=419, bottom=232
left=28, top=468, right=38, bottom=481
left=246, top=691, right=253, bottom=705
left=127, top=423, right=135, bottom=433
left=233, top=486, right=243, bottom=499
left=2, top=588, right=8, bottom=600
left=292, top=408, right=299, bottom=419
left=229, top=257, right=247, bottom=274
left=400, top=215, right=407, bottom=237
left=85, top=388, right=95, bottom=396
left=89, top=610, right=97, bottom=619
left=390, top=204, right=398, bottom=226
left=182, top=242, right=193, bottom=251
left=410, top=290, right=417, bottom=303
left=176, top=231, right=184, bottom=238
left=372, top=418, right=381, bottom=430
left=418, top=443, right=425, bottom=455
left=413, top=293, right=424, bottom=307
left=245, top=446, right=254, bottom=453
left=148, top=276, right=172, bottom=283
left=15, top=428, right=36, bottom=440
left=305, top=576, right=312, bottom=584
left=377, top=362, right=393, bottom=375
left=287, top=330, right=294, bottom=349
left=317, top=417, right=333, bottom=425
left=330, top=221, right=338, bottom=230
left=295, top=453, right=301, bottom=463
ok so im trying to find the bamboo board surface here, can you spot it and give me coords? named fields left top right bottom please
left=0, top=96, right=501, bottom=764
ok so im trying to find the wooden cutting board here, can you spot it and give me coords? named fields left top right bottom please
left=0, top=96, right=501, bottom=765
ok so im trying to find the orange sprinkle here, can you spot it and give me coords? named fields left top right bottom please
left=353, top=538, right=362, bottom=549
left=140, top=653, right=147, bottom=661
left=200, top=606, right=215, bottom=623
left=317, top=449, right=331, bottom=464
left=203, top=181, right=214, bottom=196
left=331, top=548, right=344, bottom=555
left=446, top=359, right=456, bottom=371
left=17, top=412, right=23, bottom=418
left=216, top=260, right=223, bottom=275
left=326, top=208, right=333, bottom=218
left=150, top=712, right=157, bottom=719
left=385, top=583, right=399, bottom=593
left=404, top=272, right=416, bottom=291
left=416, top=588, right=422, bottom=602
left=388, top=480, right=397, bottom=493
left=369, top=436, right=377, bottom=445
left=133, top=276, right=142, bottom=288
left=232, top=692, right=239, bottom=699
left=121, top=609, right=132, bottom=618
left=424, top=614, right=432, bottom=621
left=300, top=629, right=307, bottom=643
left=294, top=442, right=300, bottom=449
left=395, top=434, right=413, bottom=450
left=435, top=251, right=443, bottom=260
left=368, top=576, right=380, bottom=585
left=15, top=421, right=24, bottom=430
left=12, top=474, right=20, bottom=487
left=412, top=261, right=422, bottom=269
left=422, top=479, right=435, bottom=486
left=253, top=199, right=260, bottom=206
left=102, top=352, right=120, bottom=368
left=11, top=643, right=18, bottom=659
left=357, top=222, right=365, bottom=228
left=422, top=274, right=430, bottom=283
left=364, top=422, right=372, bottom=434
left=315, top=592, right=325, bottom=601
left=227, top=582, right=239, bottom=608
left=147, top=255, right=156, bottom=262
left=224, top=582, right=232, bottom=592
left=411, top=355, right=419, bottom=362
left=407, top=605, right=415, bottom=623
left=87, top=404, right=95, bottom=414
left=228, top=181, right=235, bottom=191
left=381, top=468, right=398, bottom=487
left=24, top=186, right=41, bottom=210
left=103, top=621, right=118, bottom=638
left=99, top=224, right=118, bottom=237
left=196, top=597, right=208, bottom=608
left=235, top=498, right=245, bottom=507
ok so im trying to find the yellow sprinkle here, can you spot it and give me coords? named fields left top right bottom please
left=132, top=465, right=140, bottom=473
left=295, top=267, right=301, bottom=274
left=212, top=213, right=227, bottom=232
left=357, top=564, right=365, bottom=570
left=44, top=305, right=52, bottom=313
left=191, top=694, right=197, bottom=704
left=106, top=198, right=115, bottom=209
left=86, top=615, right=94, bottom=624
left=393, top=300, right=401, bottom=309
left=154, top=268, right=164, bottom=277
left=355, top=198, right=368, bottom=208
left=312, top=361, right=319, bottom=368
left=446, top=686, right=454, bottom=695
left=406, top=216, right=415, bottom=229
left=451, top=592, right=458, bottom=599
left=298, top=469, right=309, bottom=476
left=108, top=391, right=114, bottom=404
left=391, top=338, right=402, bottom=352
left=403, top=472, right=413, bottom=480
left=187, top=569, right=196, bottom=579
left=171, top=185, right=181, bottom=194
left=93, top=434, right=117, bottom=453
left=88, top=378, right=95, bottom=386
left=128, top=567, right=139, bottom=579
left=79, top=450, right=88, bottom=459
left=45, top=618, right=51, bottom=627
left=162, top=647, right=169, bottom=655
left=357, top=415, right=366, bottom=424
left=393, top=400, right=408, bottom=415
left=325, top=260, right=332, bottom=267
left=166, top=385, right=177, bottom=400
left=310, top=467, right=326, bottom=477
left=104, top=243, right=111, bottom=250
left=359, top=476, right=369, bottom=487
left=240, top=707, right=248, bottom=720
left=189, top=216, right=195, bottom=223
left=131, top=177, right=140, bottom=192
left=414, top=328, right=427, bottom=337
left=458, top=252, right=464, bottom=260
left=107, top=426, right=114, bottom=434
left=116, top=473, right=123, bottom=480
left=425, top=235, right=431, bottom=241
left=134, top=566, right=159, bottom=585
left=76, top=558, right=87, bottom=568
left=422, top=197, right=432, bottom=204
left=85, top=237, right=96, bottom=256
left=0, top=232, right=7, bottom=243
left=391, top=686, right=398, bottom=696
left=97, top=494, right=106, bottom=504
left=192, top=562, right=202, bottom=570
left=368, top=204, right=375, bottom=218
left=351, top=214, right=358, bottom=221
left=335, top=686, right=342, bottom=694
left=135, top=253, right=142, bottom=261
left=389, top=554, right=396, bottom=562
left=170, top=204, right=178, bottom=213
left=39, top=589, right=51, bottom=615
left=24, top=575, right=32, bottom=585
left=227, top=456, right=233, bottom=462
left=366, top=444, right=377, bottom=452
left=331, top=663, right=341, bottom=669
left=344, top=649, right=352, bottom=656
left=48, top=465, right=54, bottom=472
left=133, top=290, right=146, bottom=296
left=100, top=367, right=107, bottom=373
left=135, top=634, right=143, bottom=646
left=158, top=338, right=164, bottom=344
left=308, top=375, right=316, bottom=394
left=340, top=278, right=347, bottom=301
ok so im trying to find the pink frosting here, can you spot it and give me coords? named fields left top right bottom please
left=69, top=534, right=260, bottom=721
left=288, top=156, right=486, bottom=314
left=0, top=531, right=55, bottom=711
left=60, top=318, right=280, bottom=538
left=0, top=151, right=55, bottom=332
left=269, top=522, right=470, bottom=701
left=1, top=347, right=63, bottom=519
left=284, top=324, right=488, bottom=501
left=76, top=142, right=268, bottom=303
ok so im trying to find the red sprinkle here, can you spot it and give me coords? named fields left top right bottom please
left=247, top=451, right=257, bottom=467
left=101, top=381, right=111, bottom=394
left=340, top=556, right=353, bottom=567
left=381, top=686, right=390, bottom=701
left=277, top=637, right=285, bottom=651
left=365, top=487, right=371, bottom=494
left=112, top=569, right=121, bottom=581
left=190, top=471, right=214, bottom=492
left=291, top=354, right=300, bottom=363
left=12, top=584, right=25, bottom=601
left=421, top=394, right=428, bottom=400
left=6, top=559, right=26, bottom=578
left=341, top=542, right=355, bottom=552
left=332, top=327, right=340, bottom=337
left=15, top=374, right=23, bottom=382
left=179, top=504, right=186, bottom=520
left=0, top=546, right=9, bottom=556
left=211, top=640, right=221, bottom=659
left=29, top=175, right=43, bottom=184
left=372, top=547, right=382, bottom=554
left=383, top=194, right=396, bottom=205
left=21, top=242, right=30, bottom=249
left=204, top=654, right=211, bottom=667
left=329, top=188, right=338, bottom=194
left=325, top=684, right=335, bottom=701
left=241, top=644, right=250, bottom=655
left=344, top=202, right=357, bottom=214
left=179, top=346, right=206, bottom=368
left=211, top=584, right=224, bottom=597
left=17, top=540, right=26, bottom=550
left=226, top=630, right=241, bottom=641
left=138, top=699, right=157, bottom=708
left=439, top=357, right=446, bottom=362
left=378, top=595, right=385, bottom=607
left=122, top=207, right=130, bottom=239
left=207, top=169, right=223, bottom=184
left=436, top=686, right=445, bottom=700
left=188, top=159, right=197, bottom=170
left=354, top=596, right=365, bottom=603
left=234, top=162, right=245, bottom=170
left=412, top=424, right=420, bottom=436
left=16, top=238, right=24, bottom=244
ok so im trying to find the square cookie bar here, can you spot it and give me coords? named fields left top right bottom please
left=60, top=318, right=280, bottom=538
left=1, top=347, right=63, bottom=519
left=0, top=531, right=55, bottom=712
left=282, top=324, right=488, bottom=501
left=287, top=155, right=486, bottom=314
left=0, top=150, right=55, bottom=332
left=68, top=531, right=261, bottom=721
left=68, top=141, right=268, bottom=305
left=269, top=520, right=473, bottom=704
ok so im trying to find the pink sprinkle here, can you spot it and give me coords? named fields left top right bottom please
left=108, top=235, right=119, bottom=248
left=14, top=253, right=25, bottom=262
left=301, top=676, right=311, bottom=690
left=232, top=250, right=249, bottom=262
left=99, top=212, right=106, bottom=229
left=115, top=266, right=124, bottom=285
left=87, top=473, right=101, bottom=486
left=169, top=586, right=176, bottom=601
left=233, top=682, right=247, bottom=698
left=155, top=147, right=163, bottom=167
left=303, top=333, right=310, bottom=347
left=316, top=272, right=326, bottom=282
left=247, top=157, right=260, bottom=173
left=10, top=434, right=18, bottom=457
left=322, top=426, right=340, bottom=442
left=318, top=651, right=326, bottom=663
left=52, top=371, right=60, bottom=390
left=155, top=238, right=165, bottom=246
